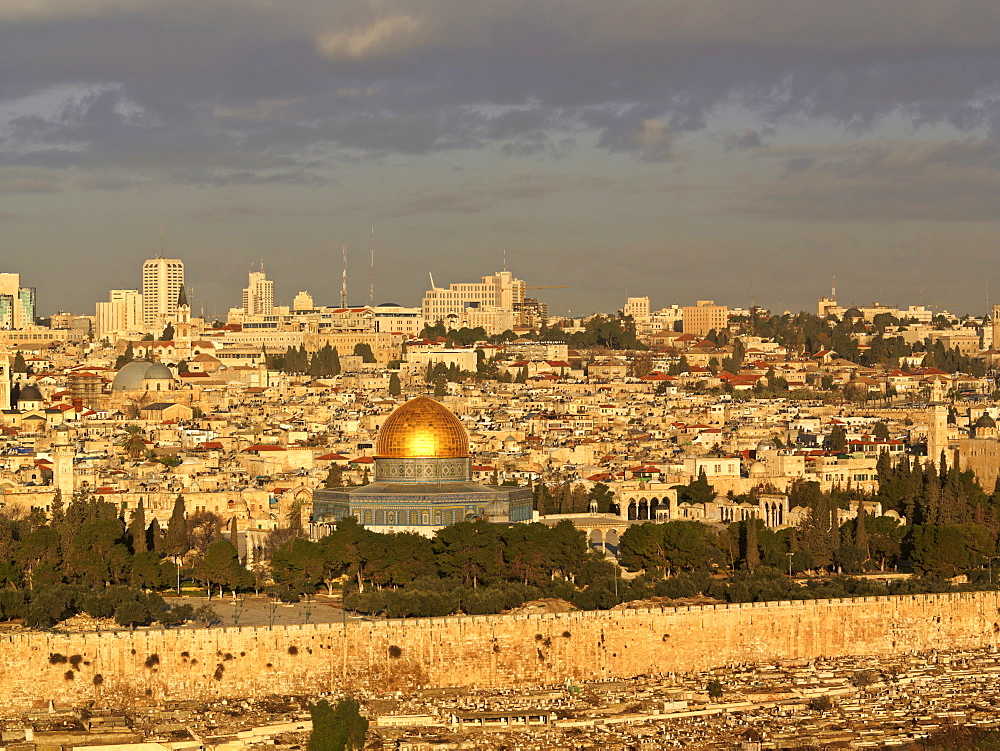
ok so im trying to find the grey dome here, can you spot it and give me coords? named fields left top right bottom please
left=17, top=384, right=43, bottom=403
left=143, top=363, right=174, bottom=381
left=975, top=413, right=997, bottom=429
left=112, top=361, right=157, bottom=391
left=755, top=439, right=777, bottom=453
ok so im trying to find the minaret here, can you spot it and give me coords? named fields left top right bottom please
left=51, top=443, right=75, bottom=499
left=927, top=379, right=948, bottom=467
left=991, top=304, right=1000, bottom=351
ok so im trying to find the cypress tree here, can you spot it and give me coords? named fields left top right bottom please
left=163, top=495, right=189, bottom=558
left=854, top=507, right=869, bottom=559
left=128, top=500, right=147, bottom=553
left=743, top=519, right=759, bottom=573
left=148, top=518, right=164, bottom=554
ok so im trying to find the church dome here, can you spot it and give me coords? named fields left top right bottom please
left=143, top=363, right=174, bottom=381
left=17, top=384, right=43, bottom=403
left=376, top=396, right=469, bottom=458
left=112, top=361, right=155, bottom=391
left=975, top=413, right=997, bottom=429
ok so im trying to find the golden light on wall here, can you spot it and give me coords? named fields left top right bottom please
left=376, top=396, right=469, bottom=458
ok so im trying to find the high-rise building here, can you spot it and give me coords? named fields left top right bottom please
left=242, top=266, right=274, bottom=317
left=142, top=258, right=185, bottom=327
left=422, top=270, right=526, bottom=333
left=0, top=274, right=36, bottom=329
left=96, top=289, right=143, bottom=339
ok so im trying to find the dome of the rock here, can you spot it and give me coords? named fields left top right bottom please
left=375, top=396, right=469, bottom=459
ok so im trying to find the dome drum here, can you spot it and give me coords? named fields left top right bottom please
left=375, top=456, right=472, bottom=483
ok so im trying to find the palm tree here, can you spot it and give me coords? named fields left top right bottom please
left=120, top=425, right=148, bottom=461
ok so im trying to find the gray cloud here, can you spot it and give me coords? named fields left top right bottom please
left=737, top=138, right=1000, bottom=222
left=3, top=0, right=1000, bottom=181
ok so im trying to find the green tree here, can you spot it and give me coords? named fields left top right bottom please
left=119, top=425, right=148, bottom=461
left=619, top=521, right=719, bottom=578
left=353, top=343, right=376, bottom=363
left=127, top=501, right=147, bottom=553
left=270, top=537, right=324, bottom=595
left=588, top=483, right=614, bottom=513
left=308, top=698, right=368, bottom=751
left=433, top=375, right=447, bottom=397
left=324, top=464, right=344, bottom=488
left=434, top=521, right=502, bottom=588
left=161, top=322, right=175, bottom=341
left=388, top=372, right=401, bottom=396
left=198, top=539, right=250, bottom=598
left=163, top=495, right=189, bottom=592
left=826, top=425, right=848, bottom=452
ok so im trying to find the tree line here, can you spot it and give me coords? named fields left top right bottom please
left=0, top=492, right=250, bottom=628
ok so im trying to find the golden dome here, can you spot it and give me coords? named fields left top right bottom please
left=376, top=396, right=469, bottom=458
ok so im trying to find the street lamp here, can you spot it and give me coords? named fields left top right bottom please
left=786, top=552, right=795, bottom=578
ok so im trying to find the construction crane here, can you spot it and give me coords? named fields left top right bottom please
left=525, top=285, right=572, bottom=290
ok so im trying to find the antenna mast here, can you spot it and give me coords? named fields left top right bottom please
left=831, top=275, right=836, bottom=301
left=370, top=225, right=375, bottom=308
left=158, top=224, right=164, bottom=259
left=341, top=246, right=347, bottom=309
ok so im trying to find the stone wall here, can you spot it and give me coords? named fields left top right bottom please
left=3, top=591, right=999, bottom=711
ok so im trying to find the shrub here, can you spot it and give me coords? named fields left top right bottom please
left=193, top=605, right=219, bottom=628
left=809, top=695, right=834, bottom=711
left=114, top=599, right=153, bottom=628
left=707, top=680, right=724, bottom=700
left=159, top=603, right=195, bottom=627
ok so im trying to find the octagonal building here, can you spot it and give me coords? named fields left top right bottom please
left=312, top=396, right=533, bottom=535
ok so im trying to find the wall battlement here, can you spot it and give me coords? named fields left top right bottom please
left=3, top=591, right=998, bottom=712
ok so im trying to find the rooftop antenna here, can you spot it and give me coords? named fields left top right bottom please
left=158, top=224, right=164, bottom=259
left=831, top=275, right=836, bottom=301
left=429, top=271, right=437, bottom=291
left=341, top=245, right=348, bottom=309
left=503, top=248, right=507, bottom=273
left=370, top=225, right=375, bottom=308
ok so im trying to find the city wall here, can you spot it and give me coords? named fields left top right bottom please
left=2, top=591, right=999, bottom=712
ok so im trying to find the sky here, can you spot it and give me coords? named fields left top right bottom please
left=4, top=0, right=1000, bottom=318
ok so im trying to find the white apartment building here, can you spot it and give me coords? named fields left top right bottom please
left=96, top=289, right=143, bottom=339
left=623, top=296, right=650, bottom=321
left=242, top=268, right=274, bottom=317
left=422, top=270, right=526, bottom=334
left=142, top=258, right=185, bottom=327
left=293, top=291, right=315, bottom=311
left=373, top=304, right=425, bottom=337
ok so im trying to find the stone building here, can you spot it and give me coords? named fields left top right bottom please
left=312, top=396, right=533, bottom=535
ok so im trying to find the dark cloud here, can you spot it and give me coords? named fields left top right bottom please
left=4, top=0, right=1000, bottom=180
left=738, top=138, right=1000, bottom=221
left=723, top=129, right=767, bottom=151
